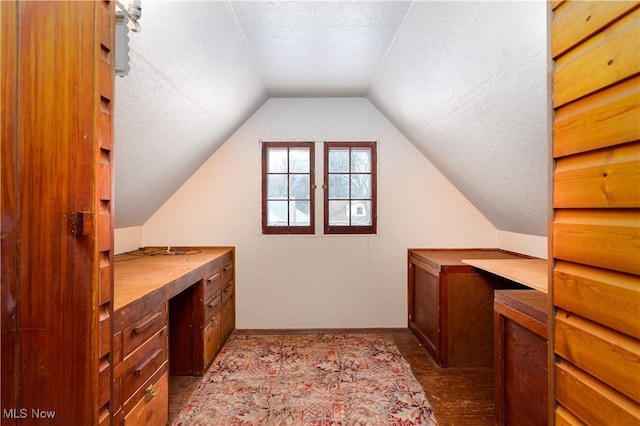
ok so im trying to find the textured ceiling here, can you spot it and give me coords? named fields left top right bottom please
left=114, top=1, right=549, bottom=236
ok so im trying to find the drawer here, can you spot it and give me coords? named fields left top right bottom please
left=123, top=305, right=166, bottom=357
left=203, top=263, right=222, bottom=302
left=221, top=280, right=234, bottom=304
left=122, top=327, right=168, bottom=403
left=204, top=292, right=222, bottom=323
left=124, top=371, right=169, bottom=426
left=221, top=257, right=234, bottom=284
left=204, top=312, right=221, bottom=368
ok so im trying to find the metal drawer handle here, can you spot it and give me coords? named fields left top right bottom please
left=145, top=384, right=157, bottom=403
left=223, top=264, right=233, bottom=272
left=207, top=273, right=220, bottom=282
left=134, top=348, right=162, bottom=376
left=134, top=312, right=163, bottom=335
left=223, top=283, right=232, bottom=293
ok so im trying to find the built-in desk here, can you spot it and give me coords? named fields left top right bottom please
left=112, top=247, right=235, bottom=426
left=463, top=257, right=549, bottom=426
left=407, top=249, right=532, bottom=368
left=461, top=258, right=548, bottom=293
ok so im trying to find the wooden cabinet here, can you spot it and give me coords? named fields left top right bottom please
left=113, top=309, right=169, bottom=425
left=1, top=2, right=115, bottom=423
left=408, top=249, right=528, bottom=367
left=113, top=247, right=235, bottom=423
left=494, top=290, right=548, bottom=426
left=202, top=251, right=234, bottom=369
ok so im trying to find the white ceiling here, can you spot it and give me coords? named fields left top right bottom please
left=114, top=0, right=549, bottom=236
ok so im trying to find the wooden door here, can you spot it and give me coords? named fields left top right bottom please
left=1, top=1, right=115, bottom=424
left=551, top=1, right=640, bottom=424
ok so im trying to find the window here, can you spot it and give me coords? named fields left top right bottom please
left=324, top=142, right=377, bottom=234
left=262, top=142, right=315, bottom=234
left=261, top=141, right=377, bottom=235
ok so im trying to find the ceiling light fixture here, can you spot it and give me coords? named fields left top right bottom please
left=115, top=0, right=141, bottom=77
left=116, top=0, right=141, bottom=32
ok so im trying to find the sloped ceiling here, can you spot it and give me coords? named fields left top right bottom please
left=114, top=0, right=549, bottom=236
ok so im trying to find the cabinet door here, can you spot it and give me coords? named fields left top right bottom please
left=204, top=313, right=221, bottom=368
left=411, top=265, right=440, bottom=363
left=221, top=293, right=235, bottom=344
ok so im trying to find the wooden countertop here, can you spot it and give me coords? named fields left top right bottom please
left=410, top=248, right=529, bottom=267
left=114, top=247, right=233, bottom=311
left=462, top=258, right=548, bottom=293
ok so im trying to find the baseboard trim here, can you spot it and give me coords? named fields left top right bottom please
left=234, top=327, right=409, bottom=335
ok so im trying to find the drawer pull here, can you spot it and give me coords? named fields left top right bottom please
left=134, top=349, right=162, bottom=376
left=223, top=264, right=232, bottom=272
left=211, top=317, right=217, bottom=326
left=207, top=273, right=220, bottom=282
left=207, top=301, right=219, bottom=308
left=134, top=312, right=163, bottom=335
left=145, top=384, right=157, bottom=403
left=223, top=283, right=232, bottom=293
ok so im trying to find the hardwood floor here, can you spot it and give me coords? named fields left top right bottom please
left=168, top=329, right=494, bottom=425
left=392, top=330, right=494, bottom=425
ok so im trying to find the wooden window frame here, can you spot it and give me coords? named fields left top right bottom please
left=324, top=141, right=377, bottom=235
left=261, top=141, right=315, bottom=234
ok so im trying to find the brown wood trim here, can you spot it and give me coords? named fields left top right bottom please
left=261, top=141, right=315, bottom=235
left=234, top=327, right=409, bottom=334
left=324, top=141, right=377, bottom=235
left=493, top=300, right=548, bottom=339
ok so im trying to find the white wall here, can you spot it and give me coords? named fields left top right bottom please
left=143, top=98, right=498, bottom=329
left=114, top=226, right=144, bottom=254
left=497, top=231, right=548, bottom=259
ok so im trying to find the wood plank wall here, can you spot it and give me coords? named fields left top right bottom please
left=551, top=1, right=640, bottom=424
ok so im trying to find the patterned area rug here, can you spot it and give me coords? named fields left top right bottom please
left=174, top=333, right=438, bottom=425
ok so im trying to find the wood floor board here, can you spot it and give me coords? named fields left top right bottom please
left=168, top=329, right=494, bottom=425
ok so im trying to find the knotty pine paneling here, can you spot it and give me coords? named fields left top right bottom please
left=555, top=406, right=587, bottom=426
left=554, top=141, right=640, bottom=208
left=554, top=261, right=640, bottom=340
left=555, top=309, right=640, bottom=402
left=555, top=360, right=640, bottom=425
left=553, top=209, right=640, bottom=275
left=552, top=0, right=639, bottom=58
left=552, top=2, right=640, bottom=423
left=553, top=7, right=640, bottom=107
left=553, top=76, right=640, bottom=157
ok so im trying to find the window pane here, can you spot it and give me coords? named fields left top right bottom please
left=351, top=148, right=371, bottom=172
left=267, top=148, right=288, bottom=173
left=267, top=201, right=288, bottom=226
left=289, top=148, right=310, bottom=173
left=351, top=200, right=371, bottom=226
left=328, top=174, right=349, bottom=199
left=328, top=148, right=349, bottom=172
left=289, top=201, right=310, bottom=226
left=267, top=174, right=288, bottom=199
left=328, top=200, right=349, bottom=226
left=289, top=174, right=309, bottom=199
left=351, top=174, right=371, bottom=199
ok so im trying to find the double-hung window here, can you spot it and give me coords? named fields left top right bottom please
left=262, top=142, right=315, bottom=234
left=261, top=141, right=376, bottom=235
